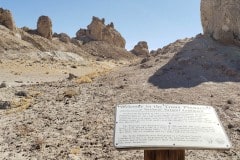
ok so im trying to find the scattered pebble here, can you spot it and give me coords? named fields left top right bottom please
left=0, top=82, right=7, bottom=88
left=15, top=91, right=28, bottom=97
left=227, top=99, right=233, bottom=104
left=0, top=101, right=11, bottom=109
left=67, top=73, right=77, bottom=80
left=228, top=124, right=235, bottom=129
left=140, top=64, right=153, bottom=69
left=71, top=65, right=77, bottom=69
left=15, top=80, right=23, bottom=83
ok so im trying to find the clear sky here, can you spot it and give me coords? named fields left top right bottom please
left=1, top=0, right=202, bottom=50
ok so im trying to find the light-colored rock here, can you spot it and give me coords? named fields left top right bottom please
left=0, top=8, right=16, bottom=31
left=131, top=41, right=150, bottom=57
left=201, top=0, right=240, bottom=45
left=76, top=16, right=126, bottom=48
left=37, top=16, right=52, bottom=40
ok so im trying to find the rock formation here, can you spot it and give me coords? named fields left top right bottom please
left=37, top=16, right=52, bottom=40
left=201, top=0, right=240, bottom=45
left=131, top=41, right=150, bottom=57
left=0, top=8, right=16, bottom=31
left=53, top=33, right=71, bottom=43
left=76, top=16, right=126, bottom=48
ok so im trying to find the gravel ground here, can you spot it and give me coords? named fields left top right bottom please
left=0, top=36, right=240, bottom=160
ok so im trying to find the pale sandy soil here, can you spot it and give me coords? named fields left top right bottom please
left=0, top=52, right=120, bottom=87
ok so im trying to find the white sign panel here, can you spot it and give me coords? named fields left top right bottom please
left=114, top=104, right=231, bottom=150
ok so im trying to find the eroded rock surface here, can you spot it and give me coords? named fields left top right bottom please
left=0, top=8, right=16, bottom=31
left=76, top=16, right=126, bottom=48
left=37, top=16, right=52, bottom=40
left=201, top=0, right=240, bottom=45
left=131, top=41, right=149, bottom=57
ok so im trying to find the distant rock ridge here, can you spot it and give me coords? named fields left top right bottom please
left=0, top=8, right=16, bottom=31
left=131, top=41, right=150, bottom=57
left=76, top=16, right=126, bottom=48
left=0, top=7, right=136, bottom=60
left=201, top=0, right=240, bottom=46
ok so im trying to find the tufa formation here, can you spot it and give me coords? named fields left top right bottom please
left=37, top=16, right=53, bottom=40
left=131, top=41, right=150, bottom=57
left=76, top=16, right=126, bottom=48
left=0, top=8, right=16, bottom=31
left=201, top=0, right=240, bottom=45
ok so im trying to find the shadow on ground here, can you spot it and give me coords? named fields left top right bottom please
left=148, top=36, right=240, bottom=89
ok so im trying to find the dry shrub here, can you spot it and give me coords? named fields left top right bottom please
left=75, top=68, right=111, bottom=84
left=70, top=147, right=81, bottom=155
left=75, top=76, right=93, bottom=84
left=6, top=98, right=32, bottom=114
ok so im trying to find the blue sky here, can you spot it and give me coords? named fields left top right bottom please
left=1, top=0, right=202, bottom=50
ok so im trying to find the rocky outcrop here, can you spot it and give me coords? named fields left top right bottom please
left=53, top=33, right=71, bottom=43
left=131, top=41, right=150, bottom=57
left=76, top=16, right=126, bottom=48
left=0, top=8, right=16, bottom=31
left=37, top=16, right=52, bottom=40
left=201, top=0, right=240, bottom=45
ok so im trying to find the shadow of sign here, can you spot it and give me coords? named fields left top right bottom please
left=148, top=36, right=240, bottom=89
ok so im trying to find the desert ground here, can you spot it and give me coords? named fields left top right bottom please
left=0, top=35, right=240, bottom=160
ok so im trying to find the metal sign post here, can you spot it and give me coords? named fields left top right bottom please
left=144, top=150, right=185, bottom=160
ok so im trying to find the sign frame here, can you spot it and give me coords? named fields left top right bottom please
left=113, top=104, right=232, bottom=150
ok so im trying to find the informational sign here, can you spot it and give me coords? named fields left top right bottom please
left=114, top=104, right=231, bottom=150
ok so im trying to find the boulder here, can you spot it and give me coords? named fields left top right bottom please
left=37, top=16, right=52, bottom=40
left=71, top=38, right=83, bottom=46
left=131, top=41, right=150, bottom=57
left=76, top=16, right=126, bottom=48
left=54, top=33, right=71, bottom=43
left=201, top=0, right=240, bottom=45
left=0, top=8, right=16, bottom=31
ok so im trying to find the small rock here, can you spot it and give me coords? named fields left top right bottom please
left=227, top=100, right=233, bottom=104
left=0, top=101, right=11, bottom=109
left=140, top=64, right=153, bottom=69
left=0, top=82, right=7, bottom=88
left=140, top=57, right=149, bottom=64
left=15, top=91, right=28, bottom=97
left=228, top=124, right=234, bottom=129
left=15, top=80, right=23, bottom=83
left=96, top=57, right=103, bottom=61
left=67, top=73, right=77, bottom=80
left=116, top=85, right=124, bottom=89
left=224, top=105, right=230, bottom=110
left=71, top=65, right=77, bottom=69
left=30, top=144, right=41, bottom=151
left=236, top=129, right=240, bottom=133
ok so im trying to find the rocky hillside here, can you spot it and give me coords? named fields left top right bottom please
left=0, top=8, right=135, bottom=60
left=0, top=34, right=240, bottom=160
